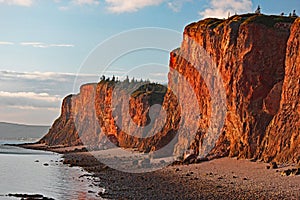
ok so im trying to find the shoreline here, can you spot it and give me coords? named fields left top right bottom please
left=14, top=143, right=300, bottom=199
left=0, top=141, right=103, bottom=199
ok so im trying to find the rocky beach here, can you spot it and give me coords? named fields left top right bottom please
left=18, top=143, right=300, bottom=199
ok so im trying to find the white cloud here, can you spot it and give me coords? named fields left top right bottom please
left=20, top=42, right=46, bottom=48
left=1, top=70, right=70, bottom=81
left=167, top=0, right=191, bottom=12
left=199, top=0, right=252, bottom=19
left=20, top=42, right=42, bottom=46
left=0, top=70, right=101, bottom=96
left=59, top=6, right=69, bottom=11
left=0, top=91, right=61, bottom=109
left=105, top=0, right=165, bottom=13
left=72, top=0, right=99, bottom=5
left=6, top=105, right=59, bottom=111
left=0, top=91, right=60, bottom=102
left=50, top=44, right=74, bottom=47
left=0, top=70, right=99, bottom=83
left=0, top=41, right=14, bottom=45
left=54, top=0, right=189, bottom=13
left=0, top=71, right=101, bottom=111
left=20, top=42, right=74, bottom=48
left=0, top=0, right=33, bottom=6
left=0, top=70, right=103, bottom=125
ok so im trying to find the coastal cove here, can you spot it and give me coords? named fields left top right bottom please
left=0, top=140, right=102, bottom=200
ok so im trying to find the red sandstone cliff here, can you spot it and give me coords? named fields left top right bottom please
left=40, top=14, right=299, bottom=164
left=262, top=18, right=300, bottom=163
left=173, top=14, right=297, bottom=161
left=40, top=81, right=174, bottom=152
left=40, top=83, right=97, bottom=146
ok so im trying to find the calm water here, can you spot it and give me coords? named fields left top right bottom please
left=0, top=140, right=102, bottom=200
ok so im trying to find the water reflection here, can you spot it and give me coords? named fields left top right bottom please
left=0, top=142, right=102, bottom=200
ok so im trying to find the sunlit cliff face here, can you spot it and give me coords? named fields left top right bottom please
left=40, top=14, right=299, bottom=164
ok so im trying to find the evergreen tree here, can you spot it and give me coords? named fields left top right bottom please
left=255, top=5, right=261, bottom=14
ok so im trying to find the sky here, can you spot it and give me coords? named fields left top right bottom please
left=0, top=0, right=299, bottom=125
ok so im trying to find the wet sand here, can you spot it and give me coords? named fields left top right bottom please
left=19, top=144, right=300, bottom=200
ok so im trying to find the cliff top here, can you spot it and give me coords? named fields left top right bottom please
left=186, top=14, right=298, bottom=32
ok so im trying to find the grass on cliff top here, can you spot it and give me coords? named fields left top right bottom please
left=189, top=14, right=256, bottom=30
left=131, top=83, right=167, bottom=98
left=190, top=13, right=296, bottom=30
left=187, top=18, right=225, bottom=30
left=241, top=14, right=296, bottom=27
left=98, top=79, right=167, bottom=104
left=131, top=83, right=167, bottom=105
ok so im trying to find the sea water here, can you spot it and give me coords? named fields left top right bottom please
left=0, top=140, right=102, bottom=200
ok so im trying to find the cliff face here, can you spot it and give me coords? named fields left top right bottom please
left=40, top=81, right=173, bottom=151
left=40, top=84, right=97, bottom=146
left=94, top=81, right=172, bottom=151
left=173, top=14, right=296, bottom=161
left=40, top=14, right=299, bottom=164
left=262, top=18, right=300, bottom=163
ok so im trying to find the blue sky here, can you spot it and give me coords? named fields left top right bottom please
left=1, top=0, right=299, bottom=73
left=0, top=0, right=299, bottom=125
